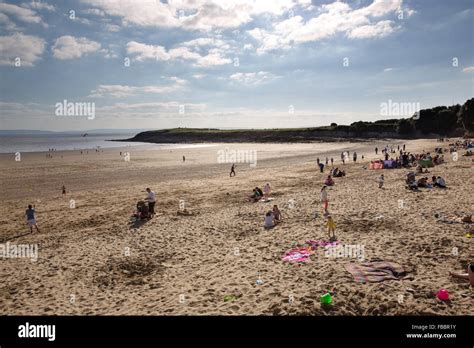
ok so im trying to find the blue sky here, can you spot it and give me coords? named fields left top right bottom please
left=0, top=0, right=473, bottom=131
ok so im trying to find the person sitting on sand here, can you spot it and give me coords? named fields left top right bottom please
left=417, top=177, right=429, bottom=188
left=324, top=175, right=335, bottom=186
left=273, top=205, right=282, bottom=223
left=321, top=185, right=329, bottom=213
left=434, top=176, right=446, bottom=188
left=405, top=172, right=418, bottom=191
left=450, top=263, right=474, bottom=287
left=25, top=205, right=40, bottom=233
left=249, top=188, right=261, bottom=202
left=263, top=183, right=271, bottom=199
left=256, top=187, right=263, bottom=197
left=326, top=215, right=336, bottom=241
left=264, top=210, right=275, bottom=229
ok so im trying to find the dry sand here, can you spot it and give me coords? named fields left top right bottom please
left=0, top=139, right=472, bottom=315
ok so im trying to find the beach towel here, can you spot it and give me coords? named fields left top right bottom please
left=369, top=161, right=384, bottom=170
left=282, top=247, right=314, bottom=262
left=282, top=240, right=339, bottom=262
left=418, top=158, right=434, bottom=168
left=344, top=261, right=406, bottom=283
left=383, top=160, right=398, bottom=169
left=260, top=197, right=274, bottom=203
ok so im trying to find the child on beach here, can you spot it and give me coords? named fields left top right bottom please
left=273, top=205, right=282, bottom=223
left=320, top=185, right=329, bottom=213
left=326, top=215, right=336, bottom=241
left=378, top=174, right=384, bottom=188
left=25, top=205, right=40, bottom=233
left=263, top=183, right=271, bottom=199
left=264, top=210, right=275, bottom=229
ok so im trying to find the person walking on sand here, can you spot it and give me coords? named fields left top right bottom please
left=144, top=188, right=156, bottom=218
left=325, top=157, right=329, bottom=165
left=353, top=152, right=357, bottom=163
left=326, top=215, right=336, bottom=241
left=375, top=147, right=378, bottom=155
left=230, top=163, right=236, bottom=177
left=183, top=155, right=185, bottom=163
left=378, top=174, right=384, bottom=188
left=330, top=157, right=334, bottom=165
left=25, top=205, right=40, bottom=233
left=62, top=185, right=66, bottom=195
left=316, top=157, right=320, bottom=166
left=320, top=185, right=329, bottom=213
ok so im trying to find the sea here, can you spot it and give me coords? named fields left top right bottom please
left=0, top=133, right=216, bottom=154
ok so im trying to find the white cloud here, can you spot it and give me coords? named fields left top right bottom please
left=100, top=102, right=207, bottom=113
left=192, top=74, right=206, bottom=79
left=347, top=20, right=398, bottom=39
left=22, top=1, right=56, bottom=12
left=83, top=8, right=105, bottom=16
left=0, top=32, right=45, bottom=66
left=462, top=66, right=474, bottom=73
left=52, top=36, right=101, bottom=60
left=181, top=37, right=230, bottom=50
left=243, top=43, right=253, bottom=50
left=80, top=0, right=300, bottom=31
left=126, top=41, right=231, bottom=67
left=0, top=2, right=46, bottom=26
left=88, top=78, right=188, bottom=98
left=229, top=71, right=279, bottom=86
left=248, top=0, right=409, bottom=53
left=75, top=17, right=93, bottom=26
left=0, top=12, right=19, bottom=31
left=104, top=23, right=120, bottom=32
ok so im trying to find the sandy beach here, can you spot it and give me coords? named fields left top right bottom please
left=0, top=138, right=472, bottom=315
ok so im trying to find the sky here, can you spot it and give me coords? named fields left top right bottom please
left=0, top=0, right=473, bottom=131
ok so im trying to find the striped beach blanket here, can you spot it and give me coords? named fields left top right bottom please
left=344, top=261, right=406, bottom=283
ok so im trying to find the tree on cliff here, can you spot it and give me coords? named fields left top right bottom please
left=397, top=119, right=415, bottom=135
left=458, top=98, right=474, bottom=133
